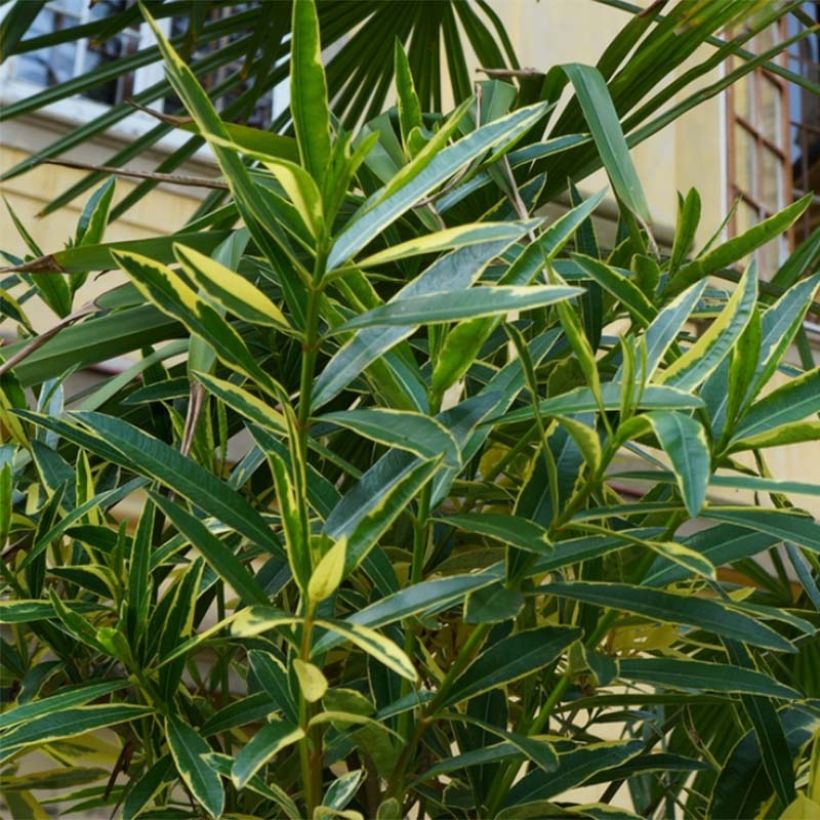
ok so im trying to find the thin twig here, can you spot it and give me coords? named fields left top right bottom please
left=478, top=67, right=544, bottom=79
left=0, top=302, right=96, bottom=378
left=180, top=381, right=205, bottom=458
left=43, top=159, right=228, bottom=190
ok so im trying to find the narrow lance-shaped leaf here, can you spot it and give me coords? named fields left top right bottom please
left=267, top=446, right=311, bottom=592
left=0, top=705, right=153, bottom=761
left=572, top=253, right=656, bottom=326
left=443, top=626, right=581, bottom=707
left=318, top=408, right=460, bottom=468
left=668, top=194, right=812, bottom=295
left=561, top=62, right=650, bottom=223
left=493, top=382, right=703, bottom=426
left=290, top=0, right=331, bottom=181
left=174, top=243, right=290, bottom=329
left=315, top=618, right=417, bottom=682
left=166, top=715, right=224, bottom=819
left=70, top=411, right=282, bottom=557
left=112, top=249, right=287, bottom=402
left=356, top=221, right=537, bottom=268
left=541, top=582, right=795, bottom=652
left=127, top=499, right=155, bottom=644
left=328, top=101, right=549, bottom=269
left=231, top=720, right=305, bottom=790
left=328, top=285, right=582, bottom=333
left=313, top=236, right=527, bottom=409
left=618, top=658, right=800, bottom=699
left=150, top=492, right=269, bottom=606
left=658, top=263, right=757, bottom=391
left=732, top=367, right=820, bottom=444
left=642, top=411, right=711, bottom=517
left=437, top=513, right=552, bottom=554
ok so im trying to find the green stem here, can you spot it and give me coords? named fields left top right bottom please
left=388, top=622, right=490, bottom=799
left=294, top=248, right=327, bottom=819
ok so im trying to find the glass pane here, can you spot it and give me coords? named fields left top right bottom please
left=759, top=77, right=782, bottom=146
left=759, top=233, right=784, bottom=279
left=756, top=23, right=778, bottom=55
left=733, top=74, right=754, bottom=122
left=82, top=32, right=139, bottom=105
left=15, top=41, right=77, bottom=86
left=50, top=0, right=84, bottom=16
left=736, top=201, right=760, bottom=237
left=760, top=148, right=784, bottom=211
left=734, top=125, right=757, bottom=197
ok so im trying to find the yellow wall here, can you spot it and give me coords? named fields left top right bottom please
left=485, top=0, right=725, bottom=243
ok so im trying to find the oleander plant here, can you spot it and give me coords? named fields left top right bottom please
left=1, top=1, right=819, bottom=818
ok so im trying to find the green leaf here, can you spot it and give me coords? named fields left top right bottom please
left=617, top=658, right=800, bottom=699
left=329, top=285, right=581, bottom=333
left=0, top=704, right=152, bottom=760
left=669, top=194, right=813, bottom=295
left=493, top=382, right=703, bottom=426
left=658, top=263, right=757, bottom=391
left=745, top=272, right=820, bottom=405
left=732, top=367, right=820, bottom=443
left=669, top=188, right=701, bottom=272
left=76, top=177, right=116, bottom=246
left=248, top=650, right=298, bottom=723
left=315, top=619, right=417, bottom=682
left=194, top=371, right=287, bottom=434
left=394, top=38, right=423, bottom=150
left=729, top=420, right=820, bottom=453
left=356, top=222, right=538, bottom=268
left=464, top=584, right=524, bottom=624
left=312, top=567, right=503, bottom=654
left=636, top=280, right=706, bottom=380
left=642, top=411, right=710, bottom=517
left=324, top=453, right=441, bottom=574
left=313, top=237, right=523, bottom=409
left=643, top=539, right=717, bottom=581
left=70, top=411, right=281, bottom=557
left=705, top=508, right=820, bottom=553
left=166, top=715, right=224, bottom=819
left=542, top=582, right=794, bottom=653
left=502, top=741, right=644, bottom=809
left=309, top=538, right=347, bottom=604
left=328, top=101, right=548, bottom=269
left=290, top=0, right=332, bottom=181
left=122, top=757, right=175, bottom=820
left=174, top=243, right=289, bottom=329
left=319, top=408, right=460, bottom=469
left=562, top=63, right=650, bottom=223
left=150, top=492, right=269, bottom=606
left=3, top=230, right=231, bottom=274
left=111, top=249, right=285, bottom=400
left=709, top=705, right=820, bottom=819
left=231, top=720, right=304, bottom=790
left=0, top=599, right=103, bottom=624
left=437, top=513, right=552, bottom=554
left=443, top=626, right=581, bottom=706
left=572, top=254, right=656, bottom=325
left=0, top=680, right=128, bottom=732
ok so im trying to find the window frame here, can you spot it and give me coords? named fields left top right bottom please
left=725, top=18, right=795, bottom=274
left=0, top=3, right=287, bottom=161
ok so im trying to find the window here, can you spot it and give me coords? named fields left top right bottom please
left=9, top=0, right=141, bottom=106
left=787, top=3, right=820, bottom=244
left=726, top=6, right=819, bottom=276
left=1, top=1, right=284, bottom=132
